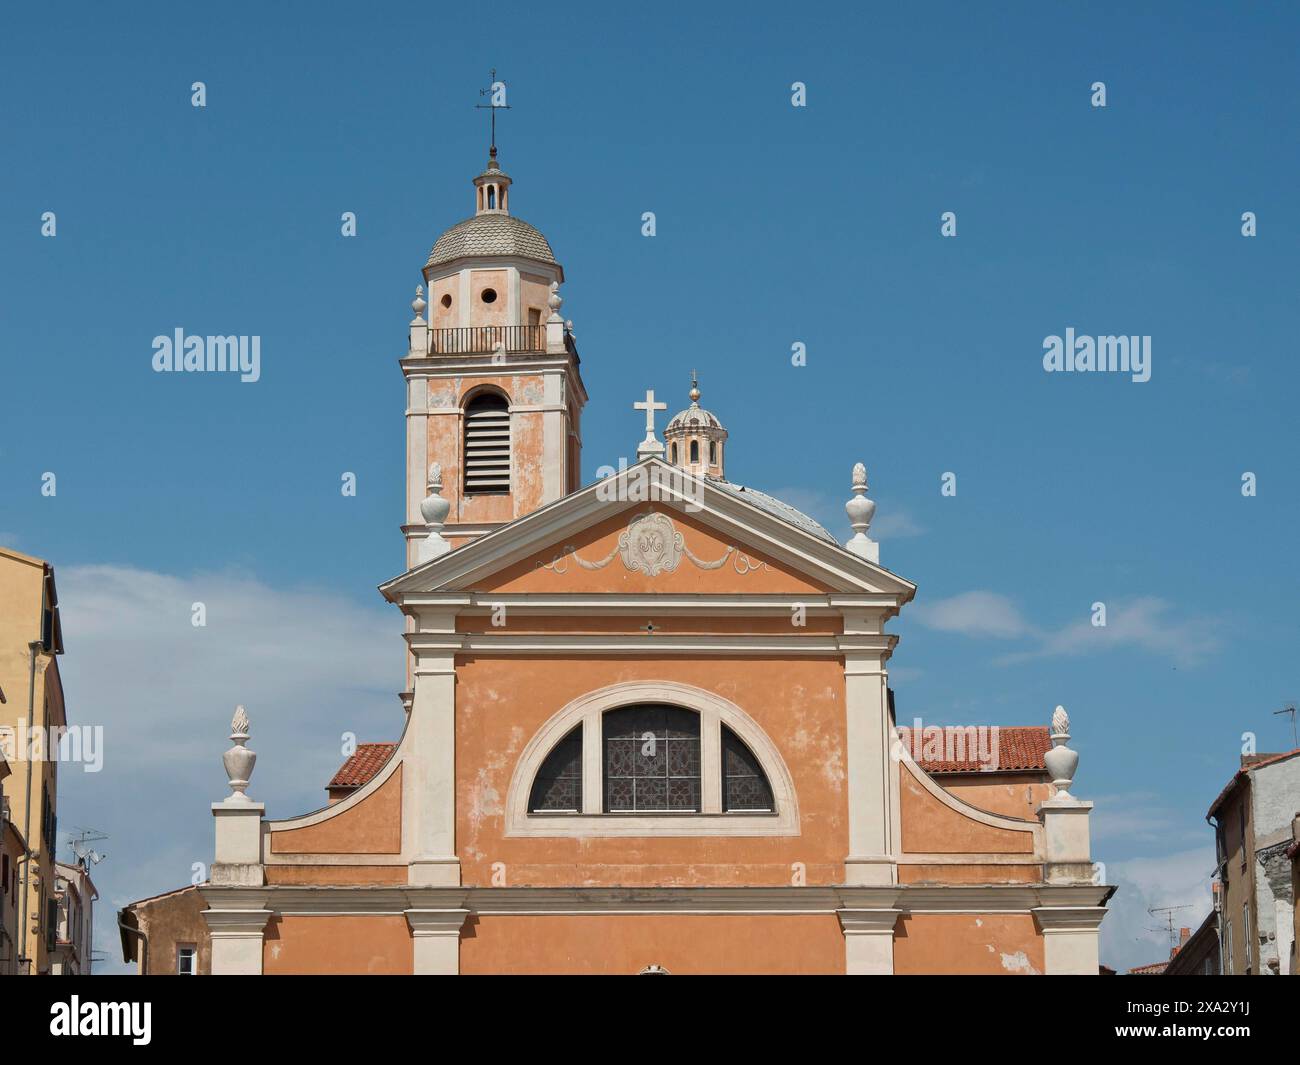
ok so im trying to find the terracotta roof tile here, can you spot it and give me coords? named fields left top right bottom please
left=328, top=743, right=397, bottom=790
left=898, top=725, right=1051, bottom=774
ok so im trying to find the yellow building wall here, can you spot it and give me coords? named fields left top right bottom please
left=0, top=547, right=67, bottom=975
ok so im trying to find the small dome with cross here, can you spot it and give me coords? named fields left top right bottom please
left=664, top=374, right=728, bottom=478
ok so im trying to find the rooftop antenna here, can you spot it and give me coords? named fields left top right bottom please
left=1274, top=701, right=1298, bottom=748
left=476, top=68, right=510, bottom=155
left=68, top=827, right=109, bottom=868
left=1146, top=904, right=1192, bottom=954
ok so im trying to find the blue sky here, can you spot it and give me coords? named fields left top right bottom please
left=3, top=1, right=1298, bottom=972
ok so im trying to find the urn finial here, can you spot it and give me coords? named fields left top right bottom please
left=845, top=462, right=879, bottom=563
left=1044, top=704, right=1079, bottom=800
left=411, top=285, right=427, bottom=321
left=417, top=462, right=452, bottom=563
left=222, top=705, right=257, bottom=803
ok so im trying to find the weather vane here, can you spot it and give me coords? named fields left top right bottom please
left=476, top=68, right=510, bottom=153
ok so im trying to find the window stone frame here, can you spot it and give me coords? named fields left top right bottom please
left=504, top=681, right=799, bottom=838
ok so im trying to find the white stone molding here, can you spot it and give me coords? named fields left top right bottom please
left=1032, top=905, right=1109, bottom=975
left=843, top=650, right=895, bottom=886
left=406, top=908, right=471, bottom=975
left=503, top=680, right=799, bottom=837
left=382, top=458, right=916, bottom=600
left=200, top=889, right=272, bottom=975
left=838, top=908, right=902, bottom=974
left=894, top=739, right=1045, bottom=848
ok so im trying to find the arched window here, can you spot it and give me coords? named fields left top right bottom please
left=722, top=725, right=773, bottom=812
left=528, top=725, right=582, bottom=812
left=463, top=391, right=510, bottom=495
left=521, top=689, right=787, bottom=828
left=668, top=443, right=677, bottom=463
left=689, top=439, right=699, bottom=464
left=708, top=440, right=717, bottom=465
left=603, top=706, right=700, bottom=812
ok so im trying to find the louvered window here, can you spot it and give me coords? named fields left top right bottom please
left=463, top=392, right=511, bottom=494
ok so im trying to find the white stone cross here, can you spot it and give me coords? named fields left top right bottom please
left=634, top=389, right=667, bottom=459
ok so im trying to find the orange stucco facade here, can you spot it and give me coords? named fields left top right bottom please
left=189, top=148, right=1111, bottom=977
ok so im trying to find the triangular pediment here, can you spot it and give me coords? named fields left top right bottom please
left=381, top=460, right=915, bottom=601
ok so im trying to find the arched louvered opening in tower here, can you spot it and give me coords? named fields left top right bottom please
left=463, top=391, right=511, bottom=495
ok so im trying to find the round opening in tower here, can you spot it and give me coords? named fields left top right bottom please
left=440, top=294, right=452, bottom=309
left=480, top=288, right=498, bottom=304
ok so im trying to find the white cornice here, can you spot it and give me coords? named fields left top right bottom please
left=403, top=631, right=898, bottom=657
left=380, top=459, right=916, bottom=602
left=198, top=882, right=1113, bottom=917
left=406, top=592, right=899, bottom=615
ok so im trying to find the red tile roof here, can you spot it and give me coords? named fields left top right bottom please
left=328, top=743, right=398, bottom=790
left=1128, top=961, right=1169, bottom=975
left=898, top=725, right=1051, bottom=774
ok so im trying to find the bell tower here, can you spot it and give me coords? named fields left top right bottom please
left=400, top=143, right=587, bottom=565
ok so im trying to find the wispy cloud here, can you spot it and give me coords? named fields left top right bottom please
left=54, top=563, right=403, bottom=972
left=1099, top=846, right=1216, bottom=973
left=911, top=591, right=1214, bottom=668
left=1090, top=791, right=1206, bottom=847
left=910, top=590, right=1030, bottom=639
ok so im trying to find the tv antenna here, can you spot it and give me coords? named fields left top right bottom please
left=1275, top=701, right=1297, bottom=748
left=1146, top=904, right=1192, bottom=953
left=68, top=827, right=109, bottom=867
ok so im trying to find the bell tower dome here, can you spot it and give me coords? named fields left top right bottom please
left=664, top=374, right=728, bottom=478
left=400, top=140, right=586, bottom=566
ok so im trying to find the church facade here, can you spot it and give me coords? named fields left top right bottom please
left=196, top=145, right=1113, bottom=976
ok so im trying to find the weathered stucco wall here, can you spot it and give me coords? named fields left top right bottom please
left=455, top=655, right=848, bottom=887
left=263, top=915, right=413, bottom=975
left=894, top=913, right=1044, bottom=975
left=460, top=914, right=845, bottom=974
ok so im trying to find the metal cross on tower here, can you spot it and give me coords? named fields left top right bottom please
left=476, top=68, right=510, bottom=152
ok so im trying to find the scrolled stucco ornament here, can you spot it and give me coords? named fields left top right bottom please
left=619, top=512, right=684, bottom=576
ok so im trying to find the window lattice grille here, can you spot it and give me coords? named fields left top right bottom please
left=603, top=706, right=701, bottom=812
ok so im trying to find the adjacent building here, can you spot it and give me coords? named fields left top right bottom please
left=0, top=546, right=69, bottom=975
left=50, top=858, right=98, bottom=975
left=118, top=885, right=210, bottom=975
left=1207, top=749, right=1300, bottom=975
left=1, top=752, right=28, bottom=973
left=1164, top=909, right=1222, bottom=976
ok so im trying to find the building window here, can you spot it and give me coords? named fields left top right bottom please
left=722, top=726, right=774, bottom=812
left=528, top=726, right=582, bottom=812
left=689, top=440, right=699, bottom=464
left=603, top=706, right=700, bottom=812
left=463, top=391, right=511, bottom=495
left=1242, top=903, right=1251, bottom=965
left=511, top=682, right=799, bottom=837
left=525, top=698, right=781, bottom=820
left=177, top=945, right=197, bottom=976
left=480, top=287, right=498, bottom=304
left=709, top=440, right=717, bottom=465
left=1223, top=920, right=1233, bottom=974
left=668, top=443, right=677, bottom=463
